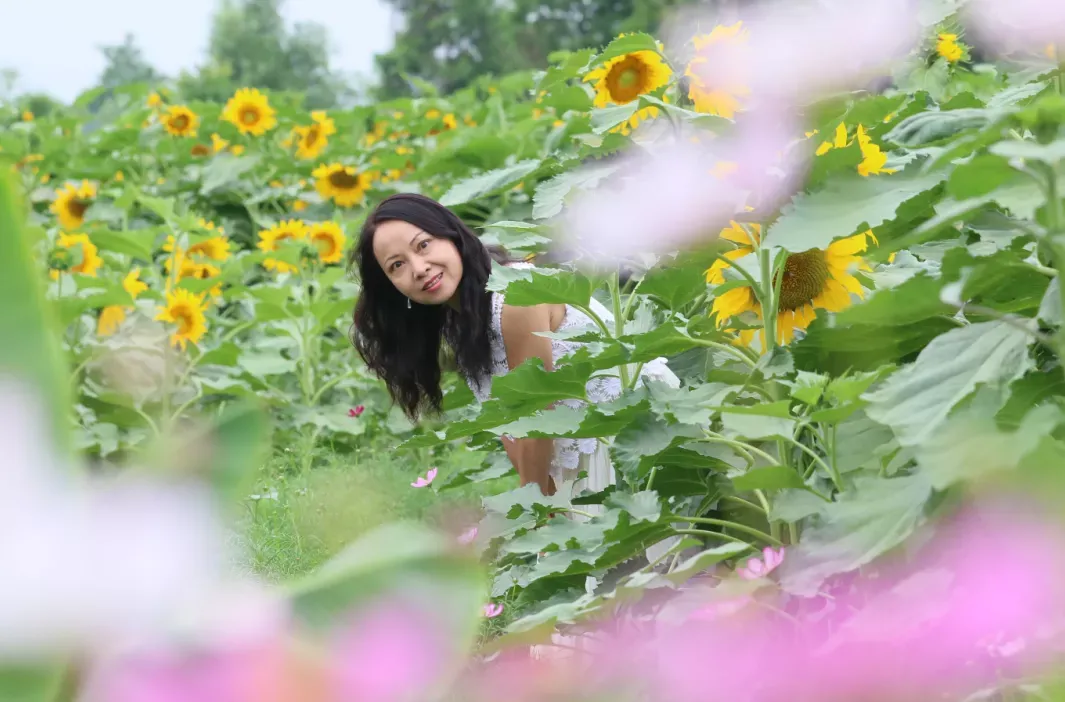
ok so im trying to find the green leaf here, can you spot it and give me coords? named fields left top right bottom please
left=537, top=49, right=596, bottom=92
left=200, top=153, right=260, bottom=195
left=494, top=405, right=588, bottom=438
left=731, top=464, right=807, bottom=492
left=0, top=171, right=71, bottom=454
left=946, top=153, right=1014, bottom=198
left=765, top=168, right=946, bottom=252
left=780, top=475, right=932, bottom=596
left=91, top=229, right=159, bottom=261
left=770, top=489, right=829, bottom=522
left=640, top=254, right=714, bottom=311
left=532, top=163, right=619, bottom=219
left=834, top=412, right=897, bottom=474
left=237, top=353, right=297, bottom=376
left=990, top=138, right=1065, bottom=163
left=490, top=357, right=590, bottom=405
left=885, top=107, right=995, bottom=147
left=919, top=403, right=1060, bottom=490
left=794, top=316, right=958, bottom=375
left=835, top=273, right=952, bottom=326
left=606, top=490, right=662, bottom=522
left=593, top=32, right=661, bottom=66
left=661, top=543, right=751, bottom=585
left=486, top=262, right=596, bottom=307
left=864, top=320, right=1034, bottom=446
left=190, top=401, right=270, bottom=506
left=612, top=417, right=702, bottom=478
left=0, top=666, right=66, bottom=702
left=591, top=102, right=639, bottom=134
left=541, top=84, right=593, bottom=113
left=788, top=371, right=829, bottom=405
left=721, top=412, right=794, bottom=440
left=288, top=522, right=484, bottom=646
left=439, top=159, right=541, bottom=206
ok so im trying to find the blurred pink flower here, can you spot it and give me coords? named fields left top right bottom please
left=966, top=0, right=1065, bottom=53
left=483, top=603, right=504, bottom=618
left=411, top=467, right=438, bottom=488
left=332, top=602, right=452, bottom=702
left=557, top=115, right=805, bottom=265
left=673, top=0, right=919, bottom=111
left=348, top=405, right=365, bottom=418
left=81, top=640, right=285, bottom=702
left=0, top=381, right=237, bottom=659
left=457, top=526, right=478, bottom=545
left=633, top=499, right=1065, bottom=702
left=736, top=546, right=785, bottom=580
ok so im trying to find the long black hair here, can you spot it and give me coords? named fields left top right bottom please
left=349, top=193, right=508, bottom=420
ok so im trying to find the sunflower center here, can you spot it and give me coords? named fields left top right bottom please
left=171, top=115, right=189, bottom=130
left=776, top=249, right=829, bottom=311
left=312, top=234, right=336, bottom=257
left=67, top=199, right=90, bottom=219
left=606, top=57, right=649, bottom=103
left=303, top=126, right=321, bottom=147
left=241, top=108, right=260, bottom=125
left=172, top=305, right=195, bottom=334
left=328, top=170, right=358, bottom=189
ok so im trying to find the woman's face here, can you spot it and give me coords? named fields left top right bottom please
left=372, top=219, right=464, bottom=305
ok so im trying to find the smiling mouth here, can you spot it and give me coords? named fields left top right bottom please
left=422, top=273, right=443, bottom=291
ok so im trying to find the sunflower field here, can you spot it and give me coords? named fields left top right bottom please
left=7, top=3, right=1065, bottom=699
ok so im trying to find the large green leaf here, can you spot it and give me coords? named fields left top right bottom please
left=486, top=262, right=597, bottom=307
left=780, top=474, right=933, bottom=596
left=200, top=153, right=260, bottom=195
left=0, top=666, right=66, bottom=702
left=885, top=107, right=997, bottom=147
left=864, top=320, right=1034, bottom=446
left=592, top=32, right=661, bottom=66
left=532, top=163, right=619, bottom=219
left=765, top=169, right=946, bottom=252
left=731, top=464, right=807, bottom=491
left=0, top=172, right=71, bottom=454
left=439, top=159, right=541, bottom=206
left=793, top=316, right=958, bottom=375
left=287, top=522, right=484, bottom=644
left=834, top=273, right=953, bottom=326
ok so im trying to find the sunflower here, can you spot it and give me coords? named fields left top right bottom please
left=705, top=220, right=761, bottom=284
left=51, top=180, right=97, bottom=230
left=258, top=219, right=308, bottom=273
left=163, top=105, right=199, bottom=137
left=936, top=33, right=964, bottom=63
left=147, top=92, right=163, bottom=108
left=306, top=221, right=346, bottom=264
left=97, top=305, right=127, bottom=337
left=711, top=232, right=872, bottom=347
left=190, top=236, right=231, bottom=262
left=442, top=113, right=458, bottom=130
left=211, top=133, right=229, bottom=153
left=685, top=22, right=751, bottom=119
left=155, top=288, right=208, bottom=350
left=585, top=48, right=672, bottom=107
left=312, top=163, right=372, bottom=207
left=183, top=261, right=223, bottom=298
left=222, top=88, right=277, bottom=136
left=123, top=268, right=148, bottom=299
left=49, top=232, right=103, bottom=279
left=856, top=125, right=896, bottom=177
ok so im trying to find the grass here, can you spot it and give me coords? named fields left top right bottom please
left=236, top=434, right=517, bottom=583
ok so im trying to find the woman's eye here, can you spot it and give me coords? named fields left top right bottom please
left=418, top=239, right=430, bottom=249
left=390, top=260, right=403, bottom=271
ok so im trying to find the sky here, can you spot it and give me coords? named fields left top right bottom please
left=0, top=0, right=398, bottom=101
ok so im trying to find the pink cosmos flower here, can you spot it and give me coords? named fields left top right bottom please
left=457, top=526, right=478, bottom=545
left=483, top=603, right=504, bottom=618
left=411, top=467, right=438, bottom=488
left=348, top=405, right=365, bottom=418
left=736, top=546, right=785, bottom=580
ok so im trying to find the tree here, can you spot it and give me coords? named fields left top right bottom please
left=178, top=0, right=352, bottom=109
left=98, top=34, right=162, bottom=90
left=374, top=0, right=699, bottom=99
left=373, top=0, right=520, bottom=99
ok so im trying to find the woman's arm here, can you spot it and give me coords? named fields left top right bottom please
left=499, top=302, right=559, bottom=496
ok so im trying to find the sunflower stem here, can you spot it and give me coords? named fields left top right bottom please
left=759, top=247, right=777, bottom=351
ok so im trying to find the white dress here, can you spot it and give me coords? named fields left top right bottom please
left=464, top=266, right=680, bottom=515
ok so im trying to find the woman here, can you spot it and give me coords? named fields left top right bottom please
left=350, top=192, right=677, bottom=503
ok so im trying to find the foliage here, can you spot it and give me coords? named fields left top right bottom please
left=5, top=13, right=1065, bottom=701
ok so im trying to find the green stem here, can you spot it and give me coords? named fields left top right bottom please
left=646, top=466, right=659, bottom=492
left=673, top=528, right=757, bottom=548
left=690, top=338, right=757, bottom=368
left=701, top=430, right=778, bottom=465
left=760, top=247, right=777, bottom=351
left=669, top=515, right=783, bottom=546
left=722, top=495, right=767, bottom=515
left=608, top=272, right=631, bottom=388
left=556, top=507, right=598, bottom=520
left=781, top=434, right=841, bottom=492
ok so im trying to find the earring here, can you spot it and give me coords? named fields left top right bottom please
left=407, top=297, right=412, bottom=309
